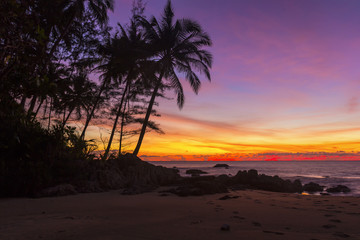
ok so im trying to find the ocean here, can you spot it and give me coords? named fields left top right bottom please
left=150, top=161, right=360, bottom=196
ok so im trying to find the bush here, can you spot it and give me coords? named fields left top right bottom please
left=0, top=100, right=96, bottom=197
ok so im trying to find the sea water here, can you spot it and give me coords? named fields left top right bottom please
left=150, top=161, right=360, bottom=196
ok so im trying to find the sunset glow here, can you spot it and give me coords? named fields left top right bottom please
left=87, top=0, right=360, bottom=161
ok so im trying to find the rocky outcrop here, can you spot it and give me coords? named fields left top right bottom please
left=185, top=169, right=208, bottom=176
left=70, top=154, right=180, bottom=194
left=303, top=182, right=324, bottom=193
left=213, top=164, right=229, bottom=169
left=229, top=169, right=303, bottom=193
left=33, top=154, right=352, bottom=198
left=326, top=185, right=351, bottom=193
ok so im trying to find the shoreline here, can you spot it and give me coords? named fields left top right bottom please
left=1, top=189, right=360, bottom=240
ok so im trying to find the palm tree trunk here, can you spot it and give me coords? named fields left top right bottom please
left=133, top=74, right=163, bottom=156
left=47, top=98, right=53, bottom=130
left=61, top=107, right=74, bottom=130
left=33, top=98, right=44, bottom=119
left=27, top=95, right=37, bottom=118
left=103, top=81, right=130, bottom=160
left=118, top=89, right=130, bottom=156
left=20, top=95, right=27, bottom=109
left=80, top=83, right=105, bottom=139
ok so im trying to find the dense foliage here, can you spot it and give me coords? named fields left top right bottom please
left=0, top=0, right=212, bottom=196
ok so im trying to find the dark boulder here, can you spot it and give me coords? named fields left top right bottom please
left=303, top=182, right=324, bottom=193
left=231, top=170, right=302, bottom=193
left=72, top=153, right=181, bottom=194
left=213, top=164, right=229, bottom=168
left=220, top=224, right=230, bottom=231
left=185, top=169, right=208, bottom=176
left=326, top=185, right=351, bottom=193
left=216, top=174, right=231, bottom=184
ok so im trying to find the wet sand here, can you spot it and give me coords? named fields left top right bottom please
left=1, top=189, right=360, bottom=240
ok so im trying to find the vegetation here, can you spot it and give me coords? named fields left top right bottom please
left=0, top=0, right=212, bottom=197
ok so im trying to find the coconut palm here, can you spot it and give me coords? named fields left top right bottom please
left=133, top=0, right=212, bottom=155
left=97, top=20, right=150, bottom=160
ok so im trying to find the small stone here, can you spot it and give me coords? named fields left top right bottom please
left=220, top=224, right=230, bottom=231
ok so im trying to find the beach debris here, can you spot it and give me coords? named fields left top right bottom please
left=213, top=164, right=229, bottom=169
left=220, top=224, right=230, bottom=231
left=303, top=182, right=324, bottom=193
left=326, top=185, right=351, bottom=193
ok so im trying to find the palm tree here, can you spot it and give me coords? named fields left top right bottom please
left=58, top=72, right=97, bottom=130
left=133, top=0, right=213, bottom=156
left=98, top=20, right=149, bottom=160
left=49, top=0, right=114, bottom=57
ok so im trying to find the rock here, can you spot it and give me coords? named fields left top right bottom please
left=185, top=169, right=208, bottom=175
left=326, top=185, right=351, bottom=193
left=218, top=195, right=239, bottom=200
left=213, top=164, right=229, bottom=168
left=232, top=170, right=302, bottom=193
left=248, top=169, right=258, bottom=176
left=216, top=174, right=231, bottom=184
left=220, top=224, right=230, bottom=231
left=303, top=182, right=324, bottom=193
left=40, top=184, right=77, bottom=197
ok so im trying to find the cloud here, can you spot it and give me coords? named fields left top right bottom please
left=347, top=97, right=359, bottom=113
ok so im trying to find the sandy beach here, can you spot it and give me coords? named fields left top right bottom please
left=1, top=189, right=360, bottom=240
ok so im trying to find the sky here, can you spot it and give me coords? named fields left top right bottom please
left=87, top=0, right=360, bottom=161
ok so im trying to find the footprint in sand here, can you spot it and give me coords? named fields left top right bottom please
left=190, top=220, right=202, bottom=225
left=322, top=224, right=336, bottom=229
left=262, top=230, right=284, bottom=235
left=333, top=232, right=350, bottom=238
left=252, top=221, right=262, bottom=227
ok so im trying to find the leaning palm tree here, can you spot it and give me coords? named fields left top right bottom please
left=133, top=0, right=213, bottom=156
left=98, top=20, right=149, bottom=160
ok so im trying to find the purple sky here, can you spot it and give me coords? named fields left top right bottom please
left=96, top=0, right=360, bottom=159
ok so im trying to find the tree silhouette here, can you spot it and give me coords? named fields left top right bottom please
left=133, top=0, right=212, bottom=156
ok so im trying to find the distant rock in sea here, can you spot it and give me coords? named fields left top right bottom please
left=213, top=164, right=229, bottom=169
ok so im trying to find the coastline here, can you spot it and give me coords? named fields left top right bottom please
left=1, top=189, right=360, bottom=240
